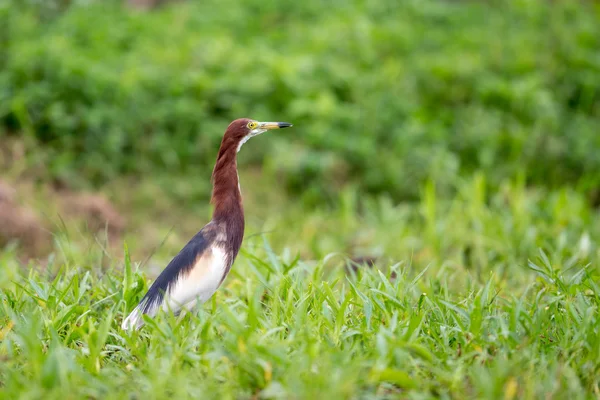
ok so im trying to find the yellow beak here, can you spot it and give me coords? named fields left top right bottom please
left=259, top=122, right=293, bottom=130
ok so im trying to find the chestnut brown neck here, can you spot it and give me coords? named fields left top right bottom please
left=210, top=132, right=245, bottom=256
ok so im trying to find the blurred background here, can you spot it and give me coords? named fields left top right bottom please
left=1, top=0, right=599, bottom=279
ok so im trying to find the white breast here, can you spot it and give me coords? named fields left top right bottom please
left=162, top=245, right=228, bottom=314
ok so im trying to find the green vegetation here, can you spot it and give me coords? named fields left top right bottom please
left=1, top=0, right=600, bottom=399
left=1, top=176, right=600, bottom=399
left=3, top=0, right=600, bottom=201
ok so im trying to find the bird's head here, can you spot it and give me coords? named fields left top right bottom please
left=225, top=118, right=293, bottom=152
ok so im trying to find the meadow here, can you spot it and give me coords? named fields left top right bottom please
left=1, top=0, right=600, bottom=399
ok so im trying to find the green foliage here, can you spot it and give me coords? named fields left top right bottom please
left=2, top=0, right=600, bottom=200
left=259, top=175, right=600, bottom=272
left=1, top=175, right=599, bottom=398
left=1, top=243, right=599, bottom=398
left=2, top=2, right=599, bottom=396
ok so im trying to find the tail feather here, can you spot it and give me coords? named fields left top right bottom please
left=122, top=297, right=161, bottom=330
left=121, top=305, right=146, bottom=330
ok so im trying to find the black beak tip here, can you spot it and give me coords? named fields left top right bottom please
left=278, top=122, right=293, bottom=128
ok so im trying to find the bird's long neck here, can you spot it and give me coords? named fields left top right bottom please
left=210, top=137, right=245, bottom=256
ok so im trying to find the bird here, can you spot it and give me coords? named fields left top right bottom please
left=121, top=118, right=293, bottom=330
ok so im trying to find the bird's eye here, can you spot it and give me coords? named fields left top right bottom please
left=247, top=121, right=258, bottom=129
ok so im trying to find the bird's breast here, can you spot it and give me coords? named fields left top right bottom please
left=194, top=245, right=229, bottom=287
left=162, top=244, right=230, bottom=312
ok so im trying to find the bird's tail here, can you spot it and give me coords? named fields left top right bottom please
left=121, top=306, right=146, bottom=331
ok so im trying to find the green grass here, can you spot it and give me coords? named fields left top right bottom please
left=1, top=176, right=599, bottom=399
left=2, top=1, right=599, bottom=398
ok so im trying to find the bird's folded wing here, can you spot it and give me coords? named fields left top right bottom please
left=121, top=225, right=226, bottom=330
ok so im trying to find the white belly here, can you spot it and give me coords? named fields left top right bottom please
left=162, top=246, right=228, bottom=313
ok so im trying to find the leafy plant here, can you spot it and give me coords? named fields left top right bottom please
left=2, top=0, right=599, bottom=202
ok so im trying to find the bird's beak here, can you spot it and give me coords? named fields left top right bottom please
left=259, top=121, right=293, bottom=130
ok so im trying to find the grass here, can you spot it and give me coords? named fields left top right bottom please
left=3, top=1, right=599, bottom=398
left=1, top=175, right=599, bottom=399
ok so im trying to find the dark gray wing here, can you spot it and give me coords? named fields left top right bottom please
left=122, top=225, right=216, bottom=330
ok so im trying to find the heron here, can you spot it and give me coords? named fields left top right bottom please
left=121, top=118, right=293, bottom=330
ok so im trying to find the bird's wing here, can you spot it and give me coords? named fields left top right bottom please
left=121, top=223, right=229, bottom=330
